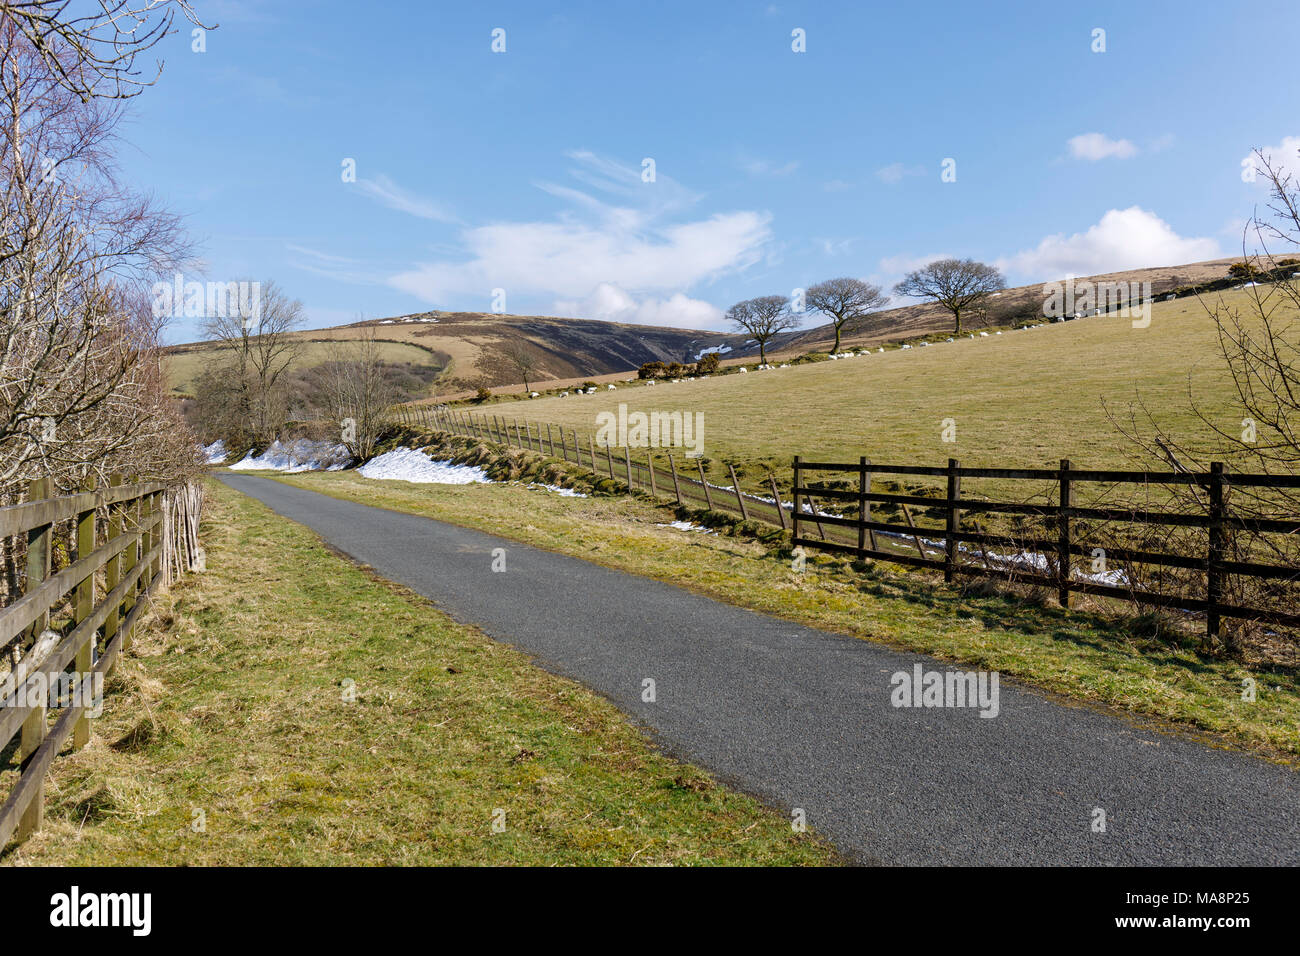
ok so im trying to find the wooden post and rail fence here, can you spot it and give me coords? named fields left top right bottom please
left=0, top=477, right=203, bottom=850
left=399, top=403, right=1300, bottom=643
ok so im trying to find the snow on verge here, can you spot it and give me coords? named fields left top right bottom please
left=358, top=447, right=489, bottom=484
left=202, top=440, right=228, bottom=464
left=525, top=482, right=587, bottom=498
left=230, top=439, right=352, bottom=473
left=656, top=520, right=716, bottom=534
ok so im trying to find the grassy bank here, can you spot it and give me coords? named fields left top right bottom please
left=268, top=462, right=1300, bottom=762
left=488, top=291, right=1278, bottom=485
left=3, top=480, right=836, bottom=865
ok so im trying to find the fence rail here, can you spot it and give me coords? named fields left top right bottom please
left=0, top=476, right=201, bottom=850
left=398, top=403, right=1300, bottom=642
left=791, top=456, right=1300, bottom=639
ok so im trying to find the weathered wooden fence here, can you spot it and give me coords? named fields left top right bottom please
left=791, top=457, right=1300, bottom=641
left=411, top=404, right=787, bottom=525
left=395, top=404, right=1300, bottom=642
left=0, top=477, right=202, bottom=849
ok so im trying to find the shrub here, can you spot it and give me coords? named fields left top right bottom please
left=1228, top=261, right=1261, bottom=279
left=694, top=353, right=721, bottom=375
left=791, top=351, right=830, bottom=365
left=639, top=361, right=667, bottom=379
left=475, top=386, right=491, bottom=402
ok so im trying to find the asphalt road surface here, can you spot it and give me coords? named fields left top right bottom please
left=219, top=473, right=1300, bottom=865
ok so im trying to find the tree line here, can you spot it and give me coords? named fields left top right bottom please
left=725, top=259, right=1008, bottom=362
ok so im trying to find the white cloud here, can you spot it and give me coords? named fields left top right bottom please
left=997, top=207, right=1220, bottom=280
left=739, top=155, right=799, bottom=177
left=1242, top=135, right=1300, bottom=187
left=1067, top=133, right=1138, bottom=161
left=387, top=152, right=772, bottom=322
left=554, top=284, right=724, bottom=329
left=357, top=174, right=458, bottom=223
left=875, top=162, right=924, bottom=184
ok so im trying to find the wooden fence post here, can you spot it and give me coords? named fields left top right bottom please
left=791, top=456, right=801, bottom=543
left=697, top=460, right=714, bottom=511
left=546, top=423, right=554, bottom=456
left=606, top=444, right=616, bottom=480
left=1207, top=461, right=1224, bottom=643
left=624, top=446, right=633, bottom=489
left=668, top=455, right=683, bottom=506
left=121, top=484, right=139, bottom=648
left=18, top=476, right=52, bottom=839
left=728, top=464, right=748, bottom=520
left=945, top=458, right=961, bottom=584
left=73, top=476, right=96, bottom=750
left=103, top=475, right=123, bottom=666
left=768, top=475, right=788, bottom=531
left=647, top=453, right=657, bottom=497
left=589, top=437, right=597, bottom=473
left=1057, top=459, right=1072, bottom=608
left=857, top=456, right=868, bottom=557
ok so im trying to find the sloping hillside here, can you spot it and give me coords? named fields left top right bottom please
left=164, top=256, right=1254, bottom=398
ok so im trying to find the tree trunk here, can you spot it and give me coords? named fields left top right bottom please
left=832, top=324, right=842, bottom=353
left=954, top=308, right=962, bottom=335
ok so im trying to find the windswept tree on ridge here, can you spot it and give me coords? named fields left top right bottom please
left=893, top=258, right=1005, bottom=335
left=726, top=295, right=798, bottom=366
left=806, top=277, right=890, bottom=353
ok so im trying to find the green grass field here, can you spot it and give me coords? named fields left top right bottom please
left=164, top=339, right=442, bottom=397
left=3, top=480, right=836, bottom=865
left=493, top=291, right=1268, bottom=481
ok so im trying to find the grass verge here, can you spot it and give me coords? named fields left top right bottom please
left=3, top=479, right=836, bottom=865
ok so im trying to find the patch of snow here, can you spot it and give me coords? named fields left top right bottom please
left=358, top=447, right=488, bottom=484
left=230, top=439, right=351, bottom=472
left=656, top=520, right=716, bottom=534
left=693, top=344, right=733, bottom=361
left=525, top=482, right=587, bottom=498
left=202, top=440, right=228, bottom=464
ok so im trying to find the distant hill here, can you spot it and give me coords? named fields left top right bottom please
left=164, top=256, right=1257, bottom=399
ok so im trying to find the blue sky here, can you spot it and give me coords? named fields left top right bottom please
left=119, top=0, right=1300, bottom=342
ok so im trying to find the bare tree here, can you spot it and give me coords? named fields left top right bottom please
left=1106, top=146, right=1300, bottom=658
left=727, top=294, right=797, bottom=365
left=317, top=330, right=398, bottom=462
left=0, top=1, right=210, bottom=100
left=503, top=341, right=538, bottom=392
left=0, top=20, right=193, bottom=500
left=893, top=258, right=1006, bottom=334
left=202, top=280, right=303, bottom=446
left=806, top=277, right=889, bottom=353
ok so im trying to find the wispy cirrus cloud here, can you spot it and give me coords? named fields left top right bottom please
left=1067, top=132, right=1138, bottom=161
left=356, top=174, right=460, bottom=223
left=385, top=151, right=772, bottom=325
left=875, top=162, right=925, bottom=184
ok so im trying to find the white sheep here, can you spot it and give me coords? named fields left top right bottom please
left=645, top=380, right=656, bottom=386
left=559, top=391, right=568, bottom=397
left=901, top=344, right=912, bottom=350
left=779, top=363, right=789, bottom=368
left=946, top=337, right=954, bottom=343
left=586, top=387, right=596, bottom=394
left=738, top=367, right=748, bottom=373
left=529, top=391, right=540, bottom=398
left=979, top=331, right=989, bottom=337
left=607, top=384, right=616, bottom=391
